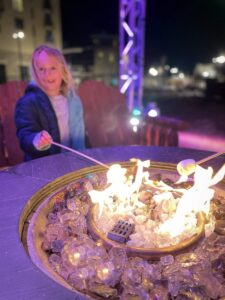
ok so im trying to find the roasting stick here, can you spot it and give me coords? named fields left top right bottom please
left=197, top=151, right=225, bottom=165
left=52, top=141, right=109, bottom=169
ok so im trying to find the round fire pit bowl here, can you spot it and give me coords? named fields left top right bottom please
left=19, top=160, right=211, bottom=298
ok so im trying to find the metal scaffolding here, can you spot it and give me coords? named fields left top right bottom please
left=119, top=0, right=146, bottom=112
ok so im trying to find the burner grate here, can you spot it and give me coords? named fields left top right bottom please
left=107, top=220, right=134, bottom=243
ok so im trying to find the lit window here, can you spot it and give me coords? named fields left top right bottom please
left=12, top=0, right=23, bottom=12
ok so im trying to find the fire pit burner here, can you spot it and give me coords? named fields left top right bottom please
left=107, top=220, right=135, bottom=243
left=19, top=161, right=225, bottom=300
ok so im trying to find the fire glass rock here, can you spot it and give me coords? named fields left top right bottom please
left=82, top=178, right=94, bottom=192
left=108, top=247, right=128, bottom=272
left=212, top=256, right=225, bottom=271
left=66, top=198, right=78, bottom=211
left=49, top=253, right=70, bottom=280
left=88, top=283, right=118, bottom=299
left=163, top=246, right=225, bottom=299
left=68, top=268, right=90, bottom=290
left=121, top=257, right=156, bottom=299
left=49, top=253, right=62, bottom=269
left=211, top=198, right=225, bottom=220
left=148, top=284, right=169, bottom=300
left=85, top=173, right=106, bottom=189
left=160, top=255, right=174, bottom=266
left=51, top=239, right=64, bottom=253
left=52, top=201, right=66, bottom=212
left=65, top=187, right=76, bottom=199
left=45, top=223, right=68, bottom=242
left=175, top=252, right=198, bottom=266
left=174, top=288, right=210, bottom=300
left=47, top=212, right=58, bottom=223
left=49, top=253, right=61, bottom=264
left=215, top=220, right=225, bottom=235
left=66, top=197, right=90, bottom=217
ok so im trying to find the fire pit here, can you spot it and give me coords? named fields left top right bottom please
left=20, top=160, right=225, bottom=299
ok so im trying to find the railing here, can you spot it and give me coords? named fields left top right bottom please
left=77, top=79, right=188, bottom=148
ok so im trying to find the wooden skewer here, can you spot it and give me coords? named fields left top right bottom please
left=197, top=151, right=225, bottom=165
left=52, top=141, right=109, bottom=169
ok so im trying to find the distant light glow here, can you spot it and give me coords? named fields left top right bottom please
left=213, top=55, right=225, bottom=64
left=164, top=65, right=170, bottom=71
left=18, top=31, right=25, bottom=38
left=178, top=73, right=185, bottom=79
left=149, top=67, right=158, bottom=76
left=148, top=109, right=159, bottom=117
left=132, top=108, right=141, bottom=116
left=130, top=117, right=140, bottom=126
left=170, top=67, right=178, bottom=74
left=145, top=102, right=160, bottom=118
left=202, top=71, right=209, bottom=78
left=12, top=31, right=25, bottom=39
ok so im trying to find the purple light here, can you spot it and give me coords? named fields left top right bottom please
left=120, top=77, right=133, bottom=94
left=122, top=22, right=134, bottom=37
left=119, top=0, right=146, bottom=111
left=122, top=40, right=133, bottom=55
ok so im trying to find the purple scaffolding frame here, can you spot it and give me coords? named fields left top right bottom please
left=119, top=0, right=146, bottom=111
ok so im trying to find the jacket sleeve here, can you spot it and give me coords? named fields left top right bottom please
left=14, top=93, right=48, bottom=156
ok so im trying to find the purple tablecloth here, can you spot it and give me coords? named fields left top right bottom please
left=0, top=146, right=224, bottom=300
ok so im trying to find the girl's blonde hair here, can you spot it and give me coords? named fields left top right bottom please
left=31, top=44, right=73, bottom=95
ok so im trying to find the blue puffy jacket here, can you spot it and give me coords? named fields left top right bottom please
left=14, top=83, right=85, bottom=161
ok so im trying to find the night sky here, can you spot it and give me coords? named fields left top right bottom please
left=60, top=0, right=225, bottom=73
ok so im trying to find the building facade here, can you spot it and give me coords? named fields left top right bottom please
left=0, top=0, right=62, bottom=82
left=63, top=34, right=119, bottom=87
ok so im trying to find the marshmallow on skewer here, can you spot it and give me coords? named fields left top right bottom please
left=177, top=159, right=197, bottom=176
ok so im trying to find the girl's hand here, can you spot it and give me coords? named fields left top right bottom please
left=33, top=130, right=53, bottom=151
